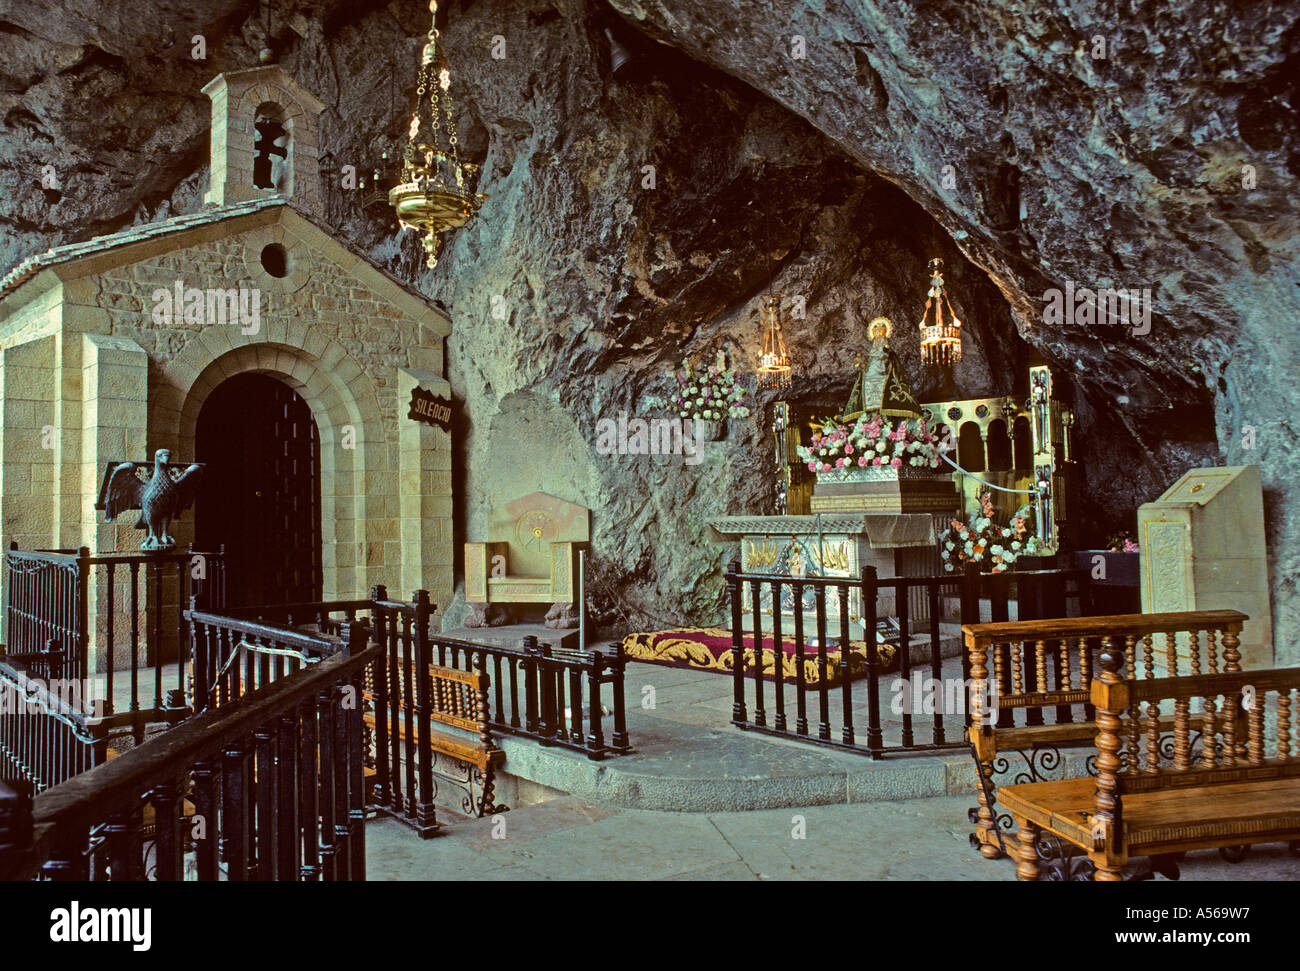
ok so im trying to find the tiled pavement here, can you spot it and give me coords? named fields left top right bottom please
left=366, top=794, right=1300, bottom=881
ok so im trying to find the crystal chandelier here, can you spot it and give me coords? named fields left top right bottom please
left=918, top=257, right=962, bottom=366
left=389, top=0, right=488, bottom=269
left=756, top=294, right=792, bottom=390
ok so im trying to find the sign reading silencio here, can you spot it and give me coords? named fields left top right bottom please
left=407, top=386, right=456, bottom=432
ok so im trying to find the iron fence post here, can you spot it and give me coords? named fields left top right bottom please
left=610, top=640, right=630, bottom=751
left=538, top=643, right=556, bottom=743
left=727, top=561, right=746, bottom=723
left=74, top=547, right=90, bottom=686
left=189, top=596, right=208, bottom=714
left=861, top=565, right=883, bottom=757
left=522, top=635, right=540, bottom=736
left=411, top=591, right=436, bottom=834
left=960, top=563, right=981, bottom=688
left=586, top=651, right=605, bottom=754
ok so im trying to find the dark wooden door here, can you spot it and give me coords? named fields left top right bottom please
left=196, top=374, right=322, bottom=608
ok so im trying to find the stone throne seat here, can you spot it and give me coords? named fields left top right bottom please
left=464, top=492, right=590, bottom=629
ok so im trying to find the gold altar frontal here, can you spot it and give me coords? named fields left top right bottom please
left=708, top=512, right=951, bottom=639
left=809, top=475, right=961, bottom=515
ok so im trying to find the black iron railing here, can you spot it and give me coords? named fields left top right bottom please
left=727, top=562, right=1092, bottom=758
left=428, top=631, right=631, bottom=760
left=0, top=665, right=103, bottom=793
left=4, top=548, right=86, bottom=683
left=251, top=587, right=634, bottom=762
left=187, top=605, right=346, bottom=713
left=4, top=544, right=226, bottom=720
left=0, top=635, right=375, bottom=882
left=189, top=589, right=630, bottom=838
left=216, top=598, right=373, bottom=638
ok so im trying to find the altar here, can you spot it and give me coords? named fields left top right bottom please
left=708, top=512, right=946, bottom=642
left=709, top=316, right=960, bottom=646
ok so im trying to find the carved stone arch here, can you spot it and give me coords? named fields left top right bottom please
left=152, top=331, right=385, bottom=600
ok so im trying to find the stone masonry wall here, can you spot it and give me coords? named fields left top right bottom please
left=0, top=206, right=454, bottom=668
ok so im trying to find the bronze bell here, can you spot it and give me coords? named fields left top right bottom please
left=604, top=27, right=633, bottom=76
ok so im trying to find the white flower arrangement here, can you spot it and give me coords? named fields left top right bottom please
left=647, top=355, right=752, bottom=422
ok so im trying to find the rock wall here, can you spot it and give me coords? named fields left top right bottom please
left=1, top=0, right=1294, bottom=658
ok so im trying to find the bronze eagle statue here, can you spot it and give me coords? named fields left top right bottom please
left=96, top=449, right=205, bottom=551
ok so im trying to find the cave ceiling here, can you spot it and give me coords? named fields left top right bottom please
left=1, top=0, right=1295, bottom=633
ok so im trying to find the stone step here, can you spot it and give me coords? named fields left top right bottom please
left=491, top=707, right=982, bottom=813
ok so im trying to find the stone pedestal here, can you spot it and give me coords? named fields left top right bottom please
left=1138, top=465, right=1272, bottom=668
left=707, top=513, right=945, bottom=640
left=809, top=466, right=959, bottom=515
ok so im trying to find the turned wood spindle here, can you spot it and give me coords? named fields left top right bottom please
left=1173, top=694, right=1190, bottom=772
left=1222, top=687, right=1237, bottom=768
left=1142, top=634, right=1159, bottom=771
left=968, top=641, right=1000, bottom=859
left=1202, top=693, right=1218, bottom=768
left=475, top=664, right=492, bottom=752
left=1247, top=687, right=1264, bottom=765
left=1059, top=639, right=1071, bottom=691
left=1011, top=640, right=1023, bottom=695
left=1278, top=689, right=1292, bottom=760
left=1016, top=823, right=1041, bottom=882
left=1222, top=627, right=1241, bottom=673
left=1189, top=628, right=1202, bottom=676
left=1035, top=639, right=1047, bottom=694
left=1164, top=630, right=1178, bottom=676
left=1206, top=628, right=1218, bottom=674
left=1125, top=635, right=1139, bottom=773
left=1092, top=640, right=1126, bottom=880
left=970, top=643, right=987, bottom=727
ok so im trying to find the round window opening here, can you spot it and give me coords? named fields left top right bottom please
left=260, top=243, right=290, bottom=278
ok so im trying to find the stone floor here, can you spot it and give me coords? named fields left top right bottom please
left=77, top=648, right=1300, bottom=882
left=86, top=661, right=185, bottom=717
left=368, top=653, right=1300, bottom=881
left=615, top=649, right=972, bottom=745
left=488, top=654, right=984, bottom=811
left=365, top=794, right=1300, bottom=881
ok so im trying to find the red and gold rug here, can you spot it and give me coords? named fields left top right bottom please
left=620, top=627, right=897, bottom=687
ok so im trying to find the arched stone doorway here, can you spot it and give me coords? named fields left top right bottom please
left=195, top=373, right=323, bottom=607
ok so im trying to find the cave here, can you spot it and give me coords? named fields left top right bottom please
left=0, top=0, right=1296, bottom=891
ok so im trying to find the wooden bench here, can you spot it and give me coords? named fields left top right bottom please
left=362, top=657, right=507, bottom=819
left=965, top=610, right=1249, bottom=862
left=1001, top=646, right=1300, bottom=880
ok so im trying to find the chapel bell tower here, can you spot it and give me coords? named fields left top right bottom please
left=202, top=64, right=325, bottom=214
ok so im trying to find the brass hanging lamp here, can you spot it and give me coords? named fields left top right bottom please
left=390, top=0, right=488, bottom=268
left=918, top=257, right=963, bottom=365
left=756, top=294, right=792, bottom=390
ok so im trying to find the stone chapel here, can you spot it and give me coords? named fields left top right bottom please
left=0, top=64, right=455, bottom=625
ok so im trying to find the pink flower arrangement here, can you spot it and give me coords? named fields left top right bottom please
left=940, top=491, right=1041, bottom=574
left=796, top=414, right=944, bottom=474
left=1104, top=531, right=1140, bottom=553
